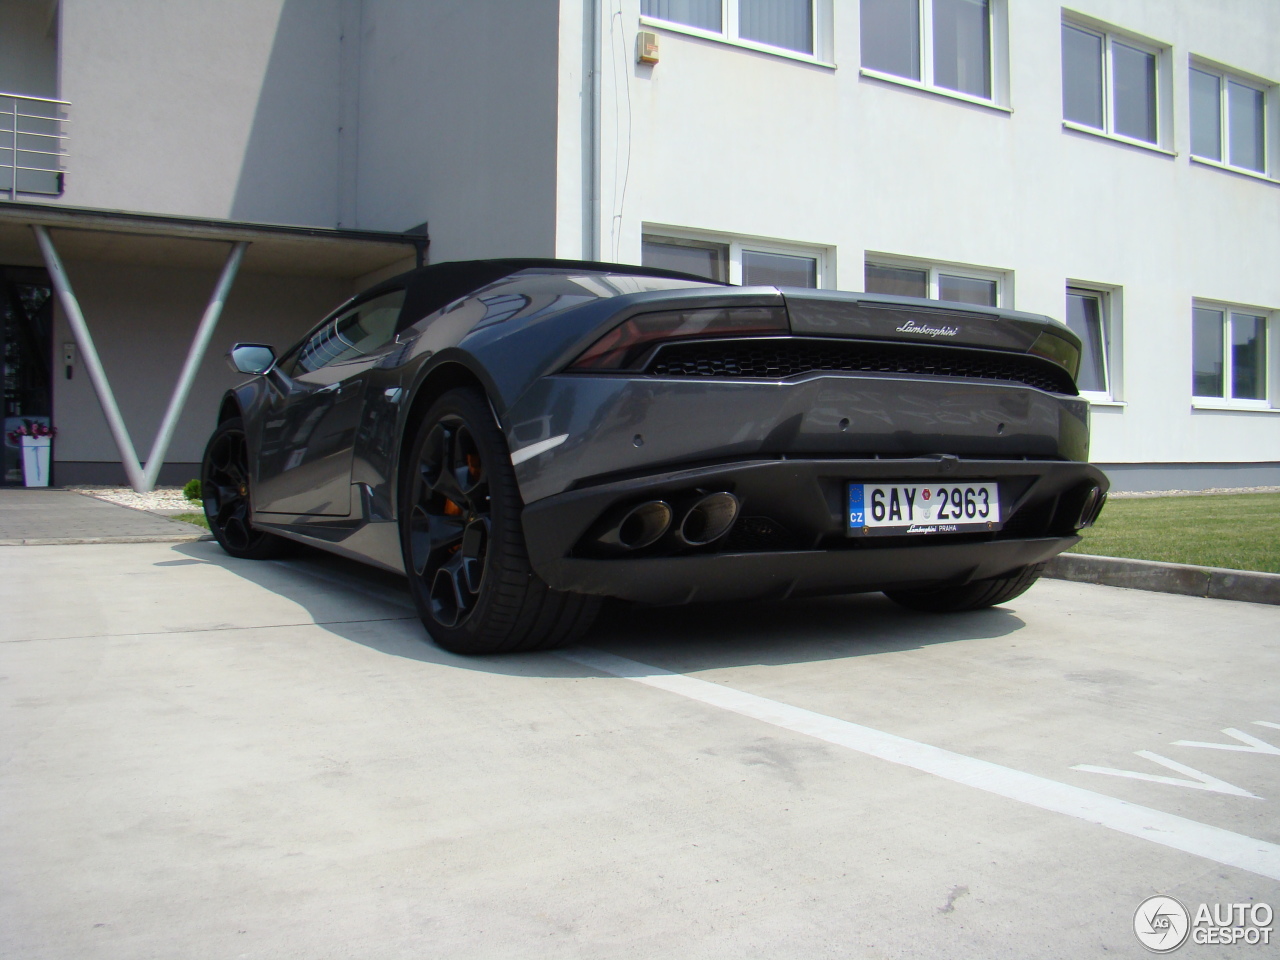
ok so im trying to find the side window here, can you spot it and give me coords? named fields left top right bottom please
left=287, top=289, right=406, bottom=376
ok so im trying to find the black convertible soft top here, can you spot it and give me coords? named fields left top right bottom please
left=362, top=258, right=722, bottom=332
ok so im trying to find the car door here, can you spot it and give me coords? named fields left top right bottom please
left=254, top=288, right=406, bottom=516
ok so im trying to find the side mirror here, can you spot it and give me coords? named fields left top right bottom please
left=227, top=343, right=276, bottom=376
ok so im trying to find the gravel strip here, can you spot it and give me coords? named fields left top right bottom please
left=1108, top=485, right=1280, bottom=499
left=68, top=486, right=200, bottom=513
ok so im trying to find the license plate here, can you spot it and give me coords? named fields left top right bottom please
left=847, top=482, right=1001, bottom=535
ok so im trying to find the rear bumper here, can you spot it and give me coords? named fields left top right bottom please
left=506, top=373, right=1090, bottom=504
left=521, top=456, right=1107, bottom=604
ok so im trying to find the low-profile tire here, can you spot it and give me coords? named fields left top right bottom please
left=884, top=562, right=1046, bottom=613
left=201, top=416, right=292, bottom=560
left=400, top=387, right=601, bottom=655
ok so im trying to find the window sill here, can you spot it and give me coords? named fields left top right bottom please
left=1191, top=400, right=1279, bottom=413
left=1084, top=397, right=1126, bottom=408
left=858, top=68, right=1011, bottom=113
left=1189, top=155, right=1277, bottom=185
left=639, top=17, right=835, bottom=69
left=1062, top=121, right=1176, bottom=157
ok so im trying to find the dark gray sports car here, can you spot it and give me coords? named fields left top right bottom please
left=203, top=258, right=1107, bottom=654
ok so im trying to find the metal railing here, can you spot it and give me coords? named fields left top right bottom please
left=1, top=92, right=69, bottom=199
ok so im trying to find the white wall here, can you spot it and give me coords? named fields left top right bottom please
left=566, top=0, right=1280, bottom=468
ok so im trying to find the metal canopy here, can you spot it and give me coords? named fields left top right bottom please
left=0, top=201, right=425, bottom=277
left=3, top=202, right=427, bottom=491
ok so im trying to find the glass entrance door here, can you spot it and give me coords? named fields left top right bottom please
left=2, top=267, right=54, bottom=485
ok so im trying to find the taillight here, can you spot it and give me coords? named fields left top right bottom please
left=569, top=306, right=788, bottom=370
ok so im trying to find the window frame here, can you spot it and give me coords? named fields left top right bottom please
left=859, top=0, right=1011, bottom=110
left=640, top=0, right=834, bottom=66
left=1060, top=16, right=1172, bottom=153
left=1191, top=299, right=1276, bottom=411
left=1188, top=57, right=1274, bottom=180
left=642, top=227, right=832, bottom=288
left=863, top=253, right=1009, bottom=310
left=1064, top=283, right=1123, bottom=404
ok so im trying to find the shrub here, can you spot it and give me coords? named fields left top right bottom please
left=183, top=478, right=202, bottom=502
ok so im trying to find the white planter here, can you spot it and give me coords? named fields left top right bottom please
left=21, top=436, right=51, bottom=487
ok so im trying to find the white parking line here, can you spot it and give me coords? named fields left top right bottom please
left=559, top=648, right=1280, bottom=882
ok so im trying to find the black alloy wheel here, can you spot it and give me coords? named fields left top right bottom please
left=401, top=388, right=600, bottom=654
left=201, top=417, right=290, bottom=560
left=406, top=411, right=491, bottom=628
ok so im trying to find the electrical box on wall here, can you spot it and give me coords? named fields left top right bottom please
left=637, top=31, right=659, bottom=64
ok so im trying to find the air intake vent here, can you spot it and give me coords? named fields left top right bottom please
left=646, top=337, right=1077, bottom=395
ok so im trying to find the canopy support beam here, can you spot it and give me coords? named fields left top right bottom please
left=34, top=224, right=249, bottom=492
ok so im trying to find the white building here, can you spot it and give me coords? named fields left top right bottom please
left=1, top=0, right=1277, bottom=490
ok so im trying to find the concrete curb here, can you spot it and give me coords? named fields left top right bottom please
left=0, top=533, right=212, bottom=546
left=1045, top=553, right=1280, bottom=606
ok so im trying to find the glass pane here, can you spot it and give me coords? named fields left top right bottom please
left=641, top=237, right=728, bottom=282
left=1192, top=307, right=1224, bottom=397
left=1112, top=41, right=1157, bottom=143
left=1190, top=69, right=1222, bottom=160
left=740, top=0, right=813, bottom=54
left=1230, top=313, right=1267, bottom=400
left=1061, top=25, right=1103, bottom=128
left=641, top=0, right=721, bottom=31
left=742, top=250, right=817, bottom=288
left=861, top=0, right=920, bottom=81
left=933, top=0, right=990, bottom=98
left=1228, top=81, right=1266, bottom=173
left=865, top=262, right=928, bottom=298
left=1065, top=291, right=1107, bottom=393
left=296, top=290, right=406, bottom=372
left=938, top=274, right=997, bottom=306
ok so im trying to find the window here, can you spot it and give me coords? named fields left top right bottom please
left=642, top=0, right=818, bottom=57
left=1190, top=63, right=1269, bottom=175
left=864, top=257, right=1002, bottom=307
left=1061, top=20, right=1164, bottom=146
left=1065, top=287, right=1114, bottom=398
left=1193, top=304, right=1271, bottom=407
left=641, top=236, right=728, bottom=283
left=643, top=231, right=825, bottom=287
left=742, top=250, right=817, bottom=287
left=287, top=289, right=406, bottom=375
left=860, top=0, right=1002, bottom=103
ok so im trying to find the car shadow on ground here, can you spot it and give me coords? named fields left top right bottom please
left=170, top=539, right=1027, bottom=679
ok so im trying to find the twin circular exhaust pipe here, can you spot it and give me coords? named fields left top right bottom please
left=593, top=492, right=740, bottom=554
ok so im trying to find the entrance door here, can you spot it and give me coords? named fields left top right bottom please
left=1, top=267, right=54, bottom=485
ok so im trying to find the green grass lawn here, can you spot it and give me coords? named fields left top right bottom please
left=173, top=511, right=209, bottom=530
left=1068, top=492, right=1280, bottom=573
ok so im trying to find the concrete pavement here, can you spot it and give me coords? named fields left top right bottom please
left=2, top=540, right=1278, bottom=958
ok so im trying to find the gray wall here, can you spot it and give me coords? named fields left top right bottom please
left=0, top=0, right=59, bottom=98
left=51, top=260, right=349, bottom=470
left=349, top=0, right=562, bottom=256
left=56, top=0, right=344, bottom=226
left=47, top=0, right=562, bottom=255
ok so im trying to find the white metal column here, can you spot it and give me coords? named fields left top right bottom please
left=34, top=225, right=249, bottom=492
left=142, top=241, right=248, bottom=489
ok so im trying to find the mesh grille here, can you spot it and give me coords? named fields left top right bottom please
left=646, top=338, right=1078, bottom=395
